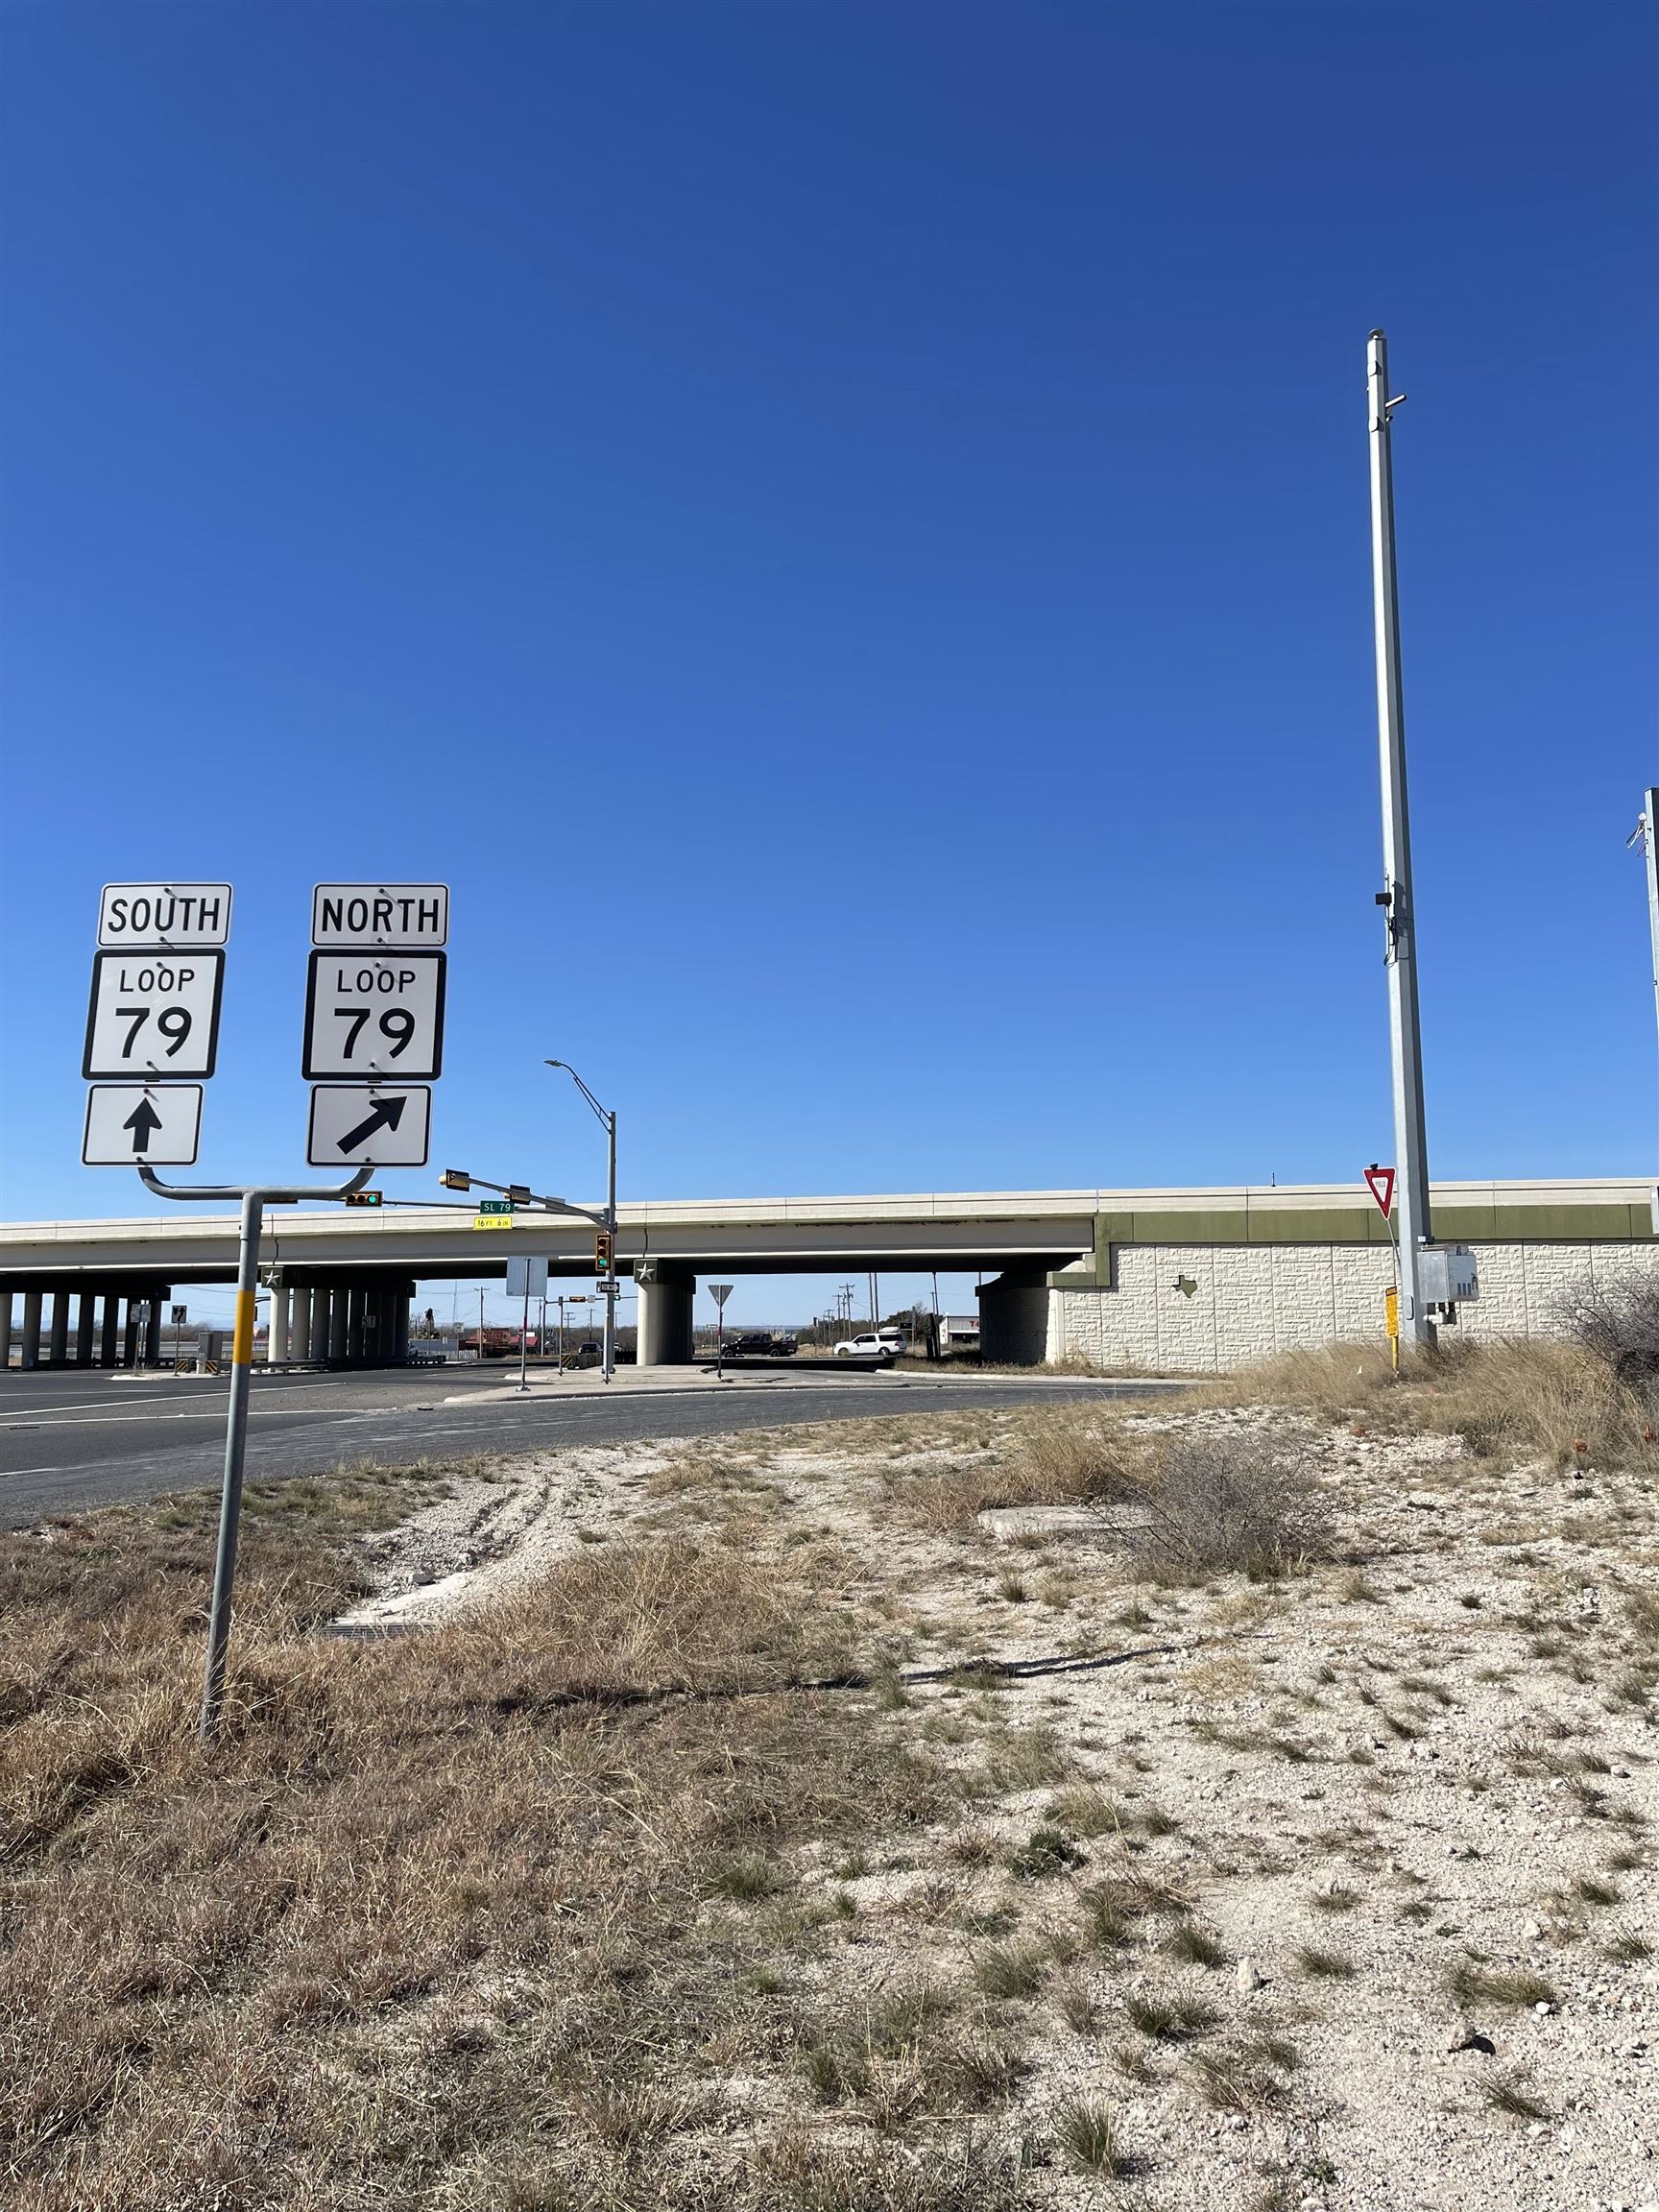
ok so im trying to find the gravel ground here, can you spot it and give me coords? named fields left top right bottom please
left=333, top=1402, right=1658, bottom=2210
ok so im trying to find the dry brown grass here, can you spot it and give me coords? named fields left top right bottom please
left=1194, top=1337, right=1653, bottom=1471
left=0, top=1482, right=973, bottom=2211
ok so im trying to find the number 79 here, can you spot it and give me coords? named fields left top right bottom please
left=334, top=1006, right=415, bottom=1058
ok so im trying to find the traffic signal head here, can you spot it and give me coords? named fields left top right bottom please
left=344, top=1190, right=384, bottom=1208
left=440, top=1169, right=470, bottom=1191
left=594, top=1231, right=613, bottom=1271
left=508, top=1184, right=533, bottom=1206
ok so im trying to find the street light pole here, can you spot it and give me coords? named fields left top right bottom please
left=1367, top=328, right=1435, bottom=1351
left=545, top=1059, right=617, bottom=1383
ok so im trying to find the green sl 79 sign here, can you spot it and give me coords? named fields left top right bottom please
left=476, top=1198, right=514, bottom=1214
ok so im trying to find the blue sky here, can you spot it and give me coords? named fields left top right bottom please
left=1, top=1, right=1654, bottom=1328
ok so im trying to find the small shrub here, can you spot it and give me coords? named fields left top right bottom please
left=1127, top=1434, right=1333, bottom=1582
left=1048, top=1786, right=1128, bottom=1838
left=1604, top=1923, right=1653, bottom=1963
left=1188, top=2033, right=1297, bottom=2110
left=1478, top=2064, right=1551, bottom=2122
left=1124, top=1984, right=1219, bottom=2041
left=974, top=1941, right=1046, bottom=2001
left=708, top=1852, right=785, bottom=1903
left=1053, top=2095, right=1121, bottom=2176
left=1445, top=1957, right=1558, bottom=2011
left=1164, top=1922, right=1227, bottom=1968
left=1571, top=1874, right=1620, bottom=1909
left=1294, top=1946, right=1354, bottom=1981
left=1008, top=1825, right=1087, bottom=1882
left=1563, top=1274, right=1659, bottom=1388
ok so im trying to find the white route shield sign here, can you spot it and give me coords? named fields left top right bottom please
left=83, top=1084, right=204, bottom=1166
left=84, top=952, right=225, bottom=1079
left=302, top=951, right=446, bottom=1080
left=307, top=1084, right=432, bottom=1166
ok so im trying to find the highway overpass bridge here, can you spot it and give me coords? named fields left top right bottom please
left=0, top=1178, right=1651, bottom=1371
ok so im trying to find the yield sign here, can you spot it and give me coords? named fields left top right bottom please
left=1364, top=1164, right=1396, bottom=1218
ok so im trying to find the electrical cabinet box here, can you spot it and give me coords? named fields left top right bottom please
left=1417, top=1244, right=1479, bottom=1305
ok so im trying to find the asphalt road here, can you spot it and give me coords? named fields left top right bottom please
left=0, top=1364, right=1179, bottom=1527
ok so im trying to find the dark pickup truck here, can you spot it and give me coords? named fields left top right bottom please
left=722, top=1331, right=799, bottom=1357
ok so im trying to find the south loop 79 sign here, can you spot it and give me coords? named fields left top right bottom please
left=302, top=950, right=445, bottom=1080
left=84, top=951, right=225, bottom=1078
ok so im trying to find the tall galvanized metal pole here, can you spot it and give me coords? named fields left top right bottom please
left=1367, top=329, right=1435, bottom=1349
left=1642, top=791, right=1659, bottom=1077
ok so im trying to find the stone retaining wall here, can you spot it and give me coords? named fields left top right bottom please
left=1044, top=1238, right=1659, bottom=1373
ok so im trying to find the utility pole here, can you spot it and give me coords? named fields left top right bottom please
left=1367, top=328, right=1435, bottom=1350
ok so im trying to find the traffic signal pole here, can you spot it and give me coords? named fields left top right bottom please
left=1366, top=329, right=1435, bottom=1352
left=604, top=1104, right=616, bottom=1384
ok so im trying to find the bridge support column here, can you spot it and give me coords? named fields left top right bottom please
left=122, top=1301, right=141, bottom=1368
left=976, top=1267, right=1052, bottom=1367
left=347, top=1286, right=366, bottom=1365
left=48, top=1289, right=70, bottom=1365
left=312, top=1289, right=333, bottom=1361
left=76, top=1293, right=96, bottom=1365
left=0, top=1293, right=12, bottom=1371
left=637, top=1263, right=696, bottom=1365
left=99, top=1294, right=120, bottom=1367
left=391, top=1289, right=410, bottom=1363
left=268, top=1284, right=289, bottom=1365
left=143, top=1301, right=162, bottom=1367
left=19, top=1290, right=42, bottom=1370
left=328, top=1290, right=348, bottom=1362
left=291, top=1288, right=312, bottom=1363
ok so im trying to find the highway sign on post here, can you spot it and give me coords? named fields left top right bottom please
left=307, top=1084, right=431, bottom=1166
left=311, top=883, right=448, bottom=948
left=302, top=951, right=445, bottom=1079
left=99, top=883, right=232, bottom=949
left=83, top=1083, right=204, bottom=1165
left=84, top=952, right=225, bottom=1078
left=709, top=1284, right=733, bottom=1382
left=506, top=1256, right=550, bottom=1299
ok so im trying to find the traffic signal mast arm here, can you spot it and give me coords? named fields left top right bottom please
left=437, top=1169, right=608, bottom=1228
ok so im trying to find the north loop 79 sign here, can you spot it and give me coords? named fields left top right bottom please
left=302, top=951, right=445, bottom=1080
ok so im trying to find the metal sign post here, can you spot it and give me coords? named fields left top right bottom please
left=1364, top=1163, right=1402, bottom=1370
left=137, top=1163, right=373, bottom=1738
left=505, top=1257, right=549, bottom=1394
left=709, top=1283, right=733, bottom=1380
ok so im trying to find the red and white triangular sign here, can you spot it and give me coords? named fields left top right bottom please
left=1364, top=1165, right=1396, bottom=1217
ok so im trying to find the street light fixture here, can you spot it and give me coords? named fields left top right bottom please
left=544, top=1060, right=617, bottom=1383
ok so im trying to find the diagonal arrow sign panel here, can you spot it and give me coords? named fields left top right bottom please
left=307, top=1084, right=429, bottom=1167
left=337, top=1094, right=408, bottom=1155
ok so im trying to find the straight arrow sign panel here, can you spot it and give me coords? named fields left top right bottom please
left=307, top=1085, right=431, bottom=1167
left=83, top=1084, right=204, bottom=1165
